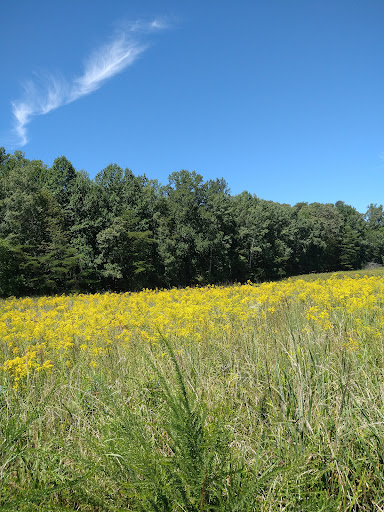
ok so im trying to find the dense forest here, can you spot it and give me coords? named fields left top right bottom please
left=0, top=147, right=383, bottom=296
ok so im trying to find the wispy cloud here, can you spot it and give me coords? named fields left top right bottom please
left=12, top=73, right=70, bottom=146
left=71, top=37, right=145, bottom=100
left=127, top=17, right=170, bottom=33
left=8, top=18, right=167, bottom=146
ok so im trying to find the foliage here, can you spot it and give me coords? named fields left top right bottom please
left=0, top=147, right=382, bottom=296
left=102, top=336, right=254, bottom=511
left=2, top=272, right=384, bottom=509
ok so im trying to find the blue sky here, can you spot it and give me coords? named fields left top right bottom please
left=1, top=1, right=383, bottom=213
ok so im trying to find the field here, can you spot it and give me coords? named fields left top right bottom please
left=2, top=269, right=384, bottom=511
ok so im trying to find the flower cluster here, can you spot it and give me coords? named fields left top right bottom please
left=1, top=273, right=383, bottom=388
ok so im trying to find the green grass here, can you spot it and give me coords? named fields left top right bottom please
left=289, top=266, right=384, bottom=282
left=2, top=272, right=384, bottom=510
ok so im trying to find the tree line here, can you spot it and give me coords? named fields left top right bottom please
left=0, top=147, right=383, bottom=296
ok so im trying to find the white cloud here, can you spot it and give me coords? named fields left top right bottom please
left=8, top=19, right=167, bottom=147
left=71, top=37, right=145, bottom=100
left=126, top=17, right=169, bottom=33
left=12, top=101, right=33, bottom=146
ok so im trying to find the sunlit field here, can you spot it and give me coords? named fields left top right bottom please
left=2, top=270, right=384, bottom=511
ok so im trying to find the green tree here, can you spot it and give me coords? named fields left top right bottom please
left=155, top=171, right=234, bottom=286
left=232, top=193, right=296, bottom=281
left=294, top=203, right=344, bottom=272
left=197, top=178, right=236, bottom=283
left=95, top=211, right=155, bottom=291
left=0, top=156, right=80, bottom=294
left=336, top=201, right=365, bottom=270
left=340, top=225, right=362, bottom=270
left=155, top=170, right=206, bottom=285
left=364, top=204, right=384, bottom=264
left=46, top=155, right=76, bottom=205
left=0, top=238, right=25, bottom=296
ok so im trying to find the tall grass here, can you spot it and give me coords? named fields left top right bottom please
left=1, top=271, right=384, bottom=510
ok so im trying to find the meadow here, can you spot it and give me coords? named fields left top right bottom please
left=1, top=269, right=384, bottom=511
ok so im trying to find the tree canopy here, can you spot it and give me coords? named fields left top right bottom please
left=0, top=147, right=382, bottom=296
